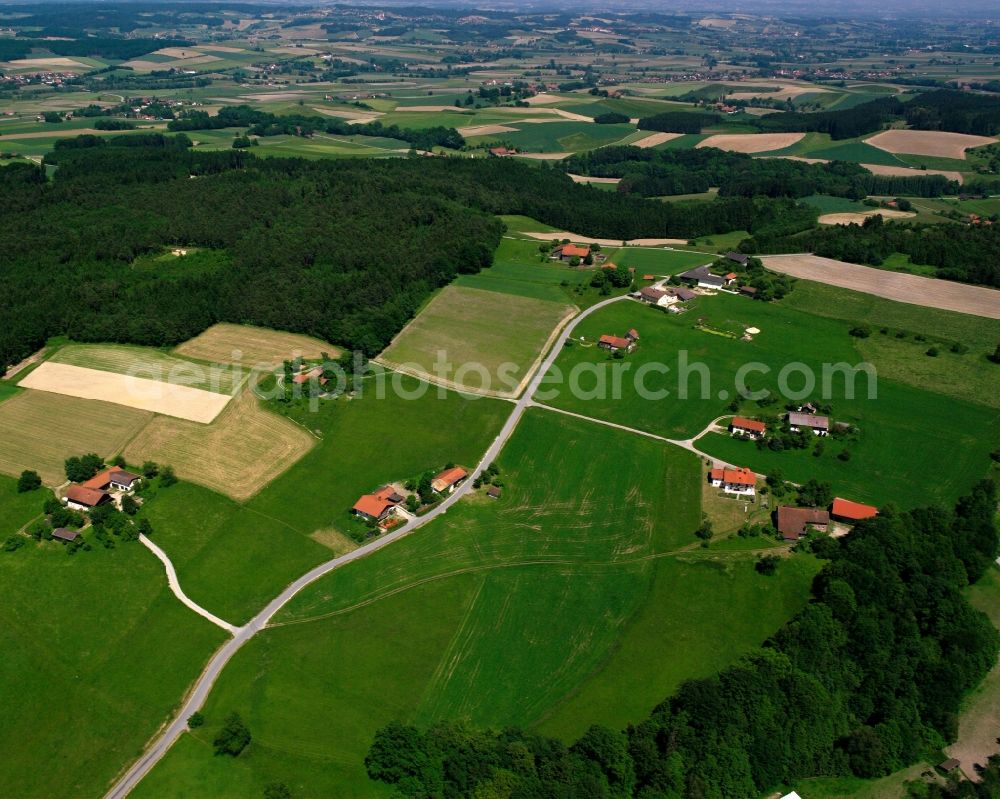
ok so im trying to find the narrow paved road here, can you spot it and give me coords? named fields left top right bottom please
left=104, top=294, right=630, bottom=799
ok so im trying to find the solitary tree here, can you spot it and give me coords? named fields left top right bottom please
left=17, top=470, right=41, bottom=493
left=213, top=712, right=251, bottom=757
left=160, top=466, right=178, bottom=487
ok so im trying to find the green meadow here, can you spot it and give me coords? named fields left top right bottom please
left=0, top=491, right=226, bottom=799
left=475, top=120, right=635, bottom=152
left=142, top=376, right=509, bottom=625
left=132, top=410, right=819, bottom=799
left=543, top=293, right=997, bottom=507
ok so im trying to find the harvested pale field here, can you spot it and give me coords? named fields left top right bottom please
left=864, top=129, right=996, bottom=160
left=568, top=174, right=622, bottom=184
left=394, top=105, right=462, bottom=113
left=550, top=108, right=595, bottom=122
left=818, top=209, right=916, bottom=225
left=123, top=388, right=313, bottom=501
left=18, top=362, right=232, bottom=424
left=238, top=91, right=310, bottom=103
left=0, top=127, right=162, bottom=140
left=763, top=155, right=830, bottom=164
left=269, top=46, right=324, bottom=55
left=761, top=254, right=1000, bottom=319
left=313, top=107, right=383, bottom=121
left=697, top=133, right=805, bottom=153
left=51, top=344, right=242, bottom=395
left=698, top=16, right=736, bottom=27
left=514, top=152, right=571, bottom=160
left=632, top=132, right=683, bottom=148
left=174, top=323, right=339, bottom=368
left=0, top=391, right=151, bottom=485
left=521, top=230, right=688, bottom=246
left=523, top=93, right=563, bottom=105
left=126, top=55, right=220, bottom=70
left=2, top=57, right=90, bottom=69
left=861, top=162, right=964, bottom=183
left=457, top=124, right=518, bottom=137
left=380, top=285, right=575, bottom=398
left=152, top=47, right=207, bottom=58
left=197, top=45, right=247, bottom=53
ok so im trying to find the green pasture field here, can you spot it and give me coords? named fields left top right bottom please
left=50, top=343, right=244, bottom=394
left=781, top=281, right=1000, bottom=344
left=0, top=528, right=226, bottom=799
left=685, top=228, right=752, bottom=251
left=478, top=120, right=635, bottom=153
left=380, top=284, right=574, bottom=395
left=544, top=294, right=997, bottom=507
left=802, top=194, right=873, bottom=214
left=0, top=473, right=47, bottom=533
left=454, top=238, right=591, bottom=303
left=141, top=375, right=508, bottom=624
left=613, top=247, right=712, bottom=274
left=133, top=410, right=819, bottom=798
left=805, top=140, right=908, bottom=166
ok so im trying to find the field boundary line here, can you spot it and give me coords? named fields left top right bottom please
left=139, top=534, right=239, bottom=634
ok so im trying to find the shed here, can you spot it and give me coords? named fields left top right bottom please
left=51, top=528, right=80, bottom=542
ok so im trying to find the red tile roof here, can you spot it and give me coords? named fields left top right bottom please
left=65, top=485, right=109, bottom=507
left=831, top=497, right=878, bottom=521
left=731, top=417, right=766, bottom=434
left=353, top=485, right=404, bottom=518
left=710, top=466, right=756, bottom=486
left=557, top=244, right=589, bottom=258
left=599, top=334, right=631, bottom=350
left=432, top=466, right=468, bottom=492
left=643, top=274, right=655, bottom=280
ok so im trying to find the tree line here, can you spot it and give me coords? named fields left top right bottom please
left=751, top=214, right=1000, bottom=287
left=366, top=482, right=999, bottom=798
left=166, top=104, right=466, bottom=151
left=562, top=145, right=957, bottom=200
left=1, top=141, right=814, bottom=370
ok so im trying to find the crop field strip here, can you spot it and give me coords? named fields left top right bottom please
left=0, top=390, right=152, bottom=485
left=19, top=362, right=233, bottom=424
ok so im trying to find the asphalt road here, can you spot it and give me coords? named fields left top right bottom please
left=103, top=293, right=630, bottom=799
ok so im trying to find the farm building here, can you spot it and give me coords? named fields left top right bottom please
left=598, top=334, right=635, bottom=353
left=708, top=466, right=756, bottom=496
left=776, top=506, right=830, bottom=541
left=831, top=497, right=878, bottom=523
left=788, top=412, right=830, bottom=435
left=489, top=146, right=516, bottom=157
left=639, top=286, right=695, bottom=308
left=82, top=468, right=141, bottom=493
left=937, top=759, right=961, bottom=774
left=639, top=287, right=667, bottom=304
left=486, top=485, right=502, bottom=500
left=432, top=466, right=468, bottom=494
left=352, top=486, right=405, bottom=522
left=626, top=329, right=639, bottom=342
left=51, top=528, right=80, bottom=542
left=725, top=252, right=749, bottom=267
left=730, top=417, right=766, bottom=439
left=739, top=285, right=758, bottom=298
left=64, top=485, right=112, bottom=512
left=679, top=265, right=728, bottom=289
left=551, top=243, right=590, bottom=261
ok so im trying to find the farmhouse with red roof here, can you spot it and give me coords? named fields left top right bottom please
left=708, top=466, right=757, bottom=496
left=432, top=466, right=468, bottom=494
left=598, top=334, right=635, bottom=353
left=730, top=417, right=766, bottom=439
left=353, top=486, right=405, bottom=523
left=551, top=243, right=590, bottom=261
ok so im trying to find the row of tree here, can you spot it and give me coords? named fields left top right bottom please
left=562, top=145, right=957, bottom=199
left=366, top=481, right=999, bottom=797
left=0, top=142, right=823, bottom=370
left=165, top=104, right=465, bottom=151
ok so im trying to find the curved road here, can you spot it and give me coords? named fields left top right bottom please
left=104, top=294, right=630, bottom=799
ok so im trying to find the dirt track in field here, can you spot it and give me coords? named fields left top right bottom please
left=761, top=254, right=1000, bottom=319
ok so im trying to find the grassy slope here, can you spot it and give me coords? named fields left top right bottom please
left=133, top=411, right=818, bottom=798
left=0, top=482, right=226, bottom=798
left=142, top=377, right=509, bottom=624
left=545, top=294, right=997, bottom=508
